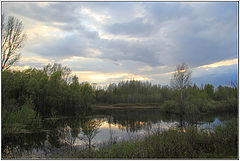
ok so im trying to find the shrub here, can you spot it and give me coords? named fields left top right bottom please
left=2, top=102, right=42, bottom=135
left=201, top=99, right=217, bottom=113
left=161, top=100, right=178, bottom=114
left=184, top=102, right=200, bottom=114
left=213, top=118, right=238, bottom=156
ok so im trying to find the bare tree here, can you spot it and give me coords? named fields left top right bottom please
left=79, top=119, right=103, bottom=149
left=1, top=15, right=26, bottom=71
left=170, top=63, right=192, bottom=115
left=43, top=63, right=72, bottom=83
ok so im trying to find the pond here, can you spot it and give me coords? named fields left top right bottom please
left=2, top=108, right=235, bottom=159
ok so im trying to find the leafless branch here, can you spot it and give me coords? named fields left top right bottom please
left=1, top=15, right=26, bottom=71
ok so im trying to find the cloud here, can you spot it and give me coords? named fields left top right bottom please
left=138, top=2, right=238, bottom=67
left=197, top=58, right=238, bottom=69
left=192, top=64, right=238, bottom=86
left=80, top=7, right=111, bottom=23
left=72, top=71, right=150, bottom=83
left=2, top=2, right=238, bottom=86
left=2, top=2, right=80, bottom=24
left=23, top=25, right=101, bottom=60
left=144, top=2, right=193, bottom=23
left=15, top=55, right=56, bottom=69
left=106, top=18, right=153, bottom=37
left=20, top=56, right=53, bottom=64
left=100, top=39, right=162, bottom=66
left=11, top=65, right=31, bottom=71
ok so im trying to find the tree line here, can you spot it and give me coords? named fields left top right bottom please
left=95, top=79, right=237, bottom=114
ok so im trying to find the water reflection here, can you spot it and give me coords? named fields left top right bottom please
left=78, top=119, right=103, bottom=149
left=2, top=109, right=233, bottom=158
left=2, top=132, right=47, bottom=158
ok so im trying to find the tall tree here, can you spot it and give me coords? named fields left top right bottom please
left=1, top=15, right=26, bottom=71
left=170, top=63, right=192, bottom=115
left=43, top=63, right=71, bottom=83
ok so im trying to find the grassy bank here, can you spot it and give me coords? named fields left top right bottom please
left=92, top=98, right=237, bottom=115
left=91, top=103, right=161, bottom=110
left=63, top=118, right=238, bottom=159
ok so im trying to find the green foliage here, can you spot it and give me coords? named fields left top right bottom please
left=204, top=84, right=214, bottom=99
left=214, top=99, right=237, bottom=113
left=184, top=102, right=200, bottom=114
left=213, top=118, right=238, bottom=156
left=201, top=99, right=218, bottom=113
left=214, top=85, right=235, bottom=101
left=161, top=100, right=178, bottom=114
left=2, top=102, right=42, bottom=135
left=79, top=82, right=95, bottom=112
left=111, top=102, right=161, bottom=107
left=185, top=92, right=207, bottom=113
left=96, top=80, right=174, bottom=104
left=2, top=63, right=96, bottom=117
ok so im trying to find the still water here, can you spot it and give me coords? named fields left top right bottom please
left=2, top=108, right=234, bottom=158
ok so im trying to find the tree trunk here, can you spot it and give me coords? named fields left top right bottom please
left=180, top=89, right=183, bottom=115
left=88, top=138, right=91, bottom=149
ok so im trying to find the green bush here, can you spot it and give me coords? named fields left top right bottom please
left=184, top=102, right=200, bottom=114
left=213, top=99, right=237, bottom=113
left=213, top=118, right=238, bottom=156
left=2, top=102, right=42, bottom=135
left=201, top=99, right=217, bottom=113
left=161, top=100, right=178, bottom=114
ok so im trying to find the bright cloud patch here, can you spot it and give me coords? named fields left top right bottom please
left=72, top=71, right=150, bottom=83
left=20, top=56, right=53, bottom=64
left=197, top=58, right=238, bottom=69
left=11, top=65, right=31, bottom=71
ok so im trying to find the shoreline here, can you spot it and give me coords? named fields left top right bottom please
left=91, top=105, right=161, bottom=110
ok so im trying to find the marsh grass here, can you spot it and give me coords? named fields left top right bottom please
left=65, top=118, right=238, bottom=159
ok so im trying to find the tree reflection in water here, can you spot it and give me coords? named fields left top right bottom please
left=59, top=125, right=76, bottom=151
left=78, top=119, right=103, bottom=149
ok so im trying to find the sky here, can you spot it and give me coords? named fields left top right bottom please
left=2, top=2, right=238, bottom=87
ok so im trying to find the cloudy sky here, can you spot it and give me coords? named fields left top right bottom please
left=2, top=2, right=238, bottom=87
